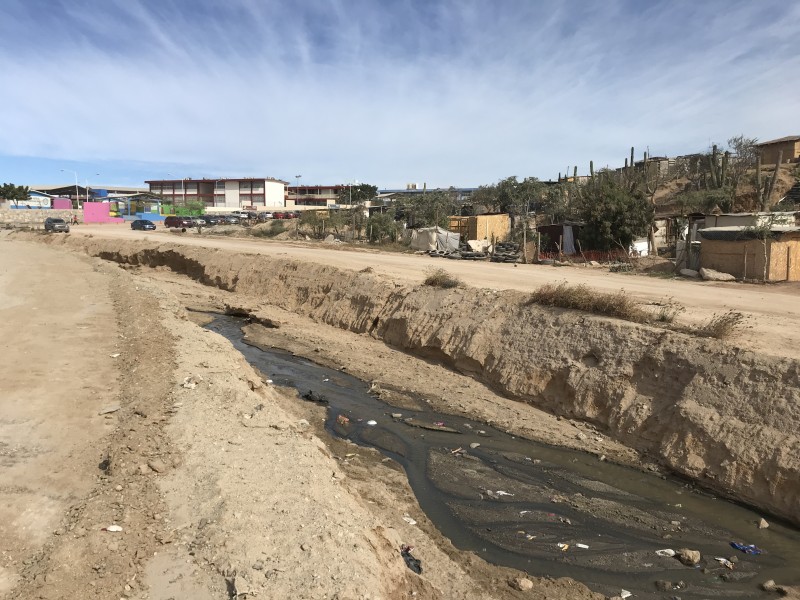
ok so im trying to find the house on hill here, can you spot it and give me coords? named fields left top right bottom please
left=755, top=136, right=800, bottom=164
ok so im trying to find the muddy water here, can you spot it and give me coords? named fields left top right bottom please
left=207, top=315, right=800, bottom=598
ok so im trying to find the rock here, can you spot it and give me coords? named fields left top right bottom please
left=252, top=561, right=264, bottom=571
left=297, top=419, right=310, bottom=427
left=510, top=577, right=533, bottom=591
left=758, top=518, right=769, bottom=529
left=147, top=459, right=167, bottom=474
left=300, top=543, right=310, bottom=551
left=676, top=548, right=701, bottom=566
left=680, top=268, right=699, bottom=278
left=324, top=234, right=335, bottom=243
left=654, top=580, right=672, bottom=591
left=700, top=267, right=736, bottom=282
left=762, top=580, right=777, bottom=592
left=137, top=464, right=150, bottom=475
left=469, top=443, right=481, bottom=449
left=98, top=405, right=121, bottom=415
left=391, top=413, right=403, bottom=419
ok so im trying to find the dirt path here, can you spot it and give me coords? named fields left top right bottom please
left=71, top=224, right=800, bottom=360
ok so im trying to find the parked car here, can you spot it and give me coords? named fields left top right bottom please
left=163, top=216, right=194, bottom=228
left=221, top=214, right=241, bottom=224
left=131, top=219, right=156, bottom=231
left=203, top=215, right=224, bottom=226
left=190, top=217, right=207, bottom=226
left=44, top=217, right=69, bottom=233
left=257, top=212, right=273, bottom=221
left=272, top=211, right=286, bottom=219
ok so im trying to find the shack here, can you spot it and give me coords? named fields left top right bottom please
left=409, top=226, right=460, bottom=252
left=536, top=221, right=583, bottom=254
left=448, top=213, right=510, bottom=243
left=698, top=226, right=800, bottom=281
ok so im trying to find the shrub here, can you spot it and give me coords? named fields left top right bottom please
left=526, top=282, right=648, bottom=322
left=251, top=221, right=285, bottom=238
left=423, top=268, right=461, bottom=289
left=654, top=299, right=685, bottom=323
left=700, top=311, right=744, bottom=339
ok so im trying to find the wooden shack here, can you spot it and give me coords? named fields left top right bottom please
left=448, top=213, right=510, bottom=242
left=698, top=226, right=800, bottom=281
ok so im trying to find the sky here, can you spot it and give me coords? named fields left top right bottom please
left=1, top=0, right=798, bottom=190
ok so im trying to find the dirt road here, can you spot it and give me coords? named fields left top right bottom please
left=72, top=224, right=800, bottom=360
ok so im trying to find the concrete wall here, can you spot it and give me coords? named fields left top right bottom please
left=264, top=181, right=286, bottom=208
left=224, top=182, right=240, bottom=208
left=83, top=203, right=124, bottom=223
left=0, top=208, right=81, bottom=227
left=700, top=235, right=800, bottom=281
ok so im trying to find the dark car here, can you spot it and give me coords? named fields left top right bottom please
left=221, top=214, right=241, bottom=224
left=272, top=211, right=286, bottom=219
left=131, top=219, right=156, bottom=231
left=203, top=215, right=224, bottom=226
left=44, top=217, right=69, bottom=233
left=163, top=216, right=194, bottom=228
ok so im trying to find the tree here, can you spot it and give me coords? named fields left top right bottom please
left=1, top=183, right=31, bottom=206
left=408, top=188, right=459, bottom=228
left=366, top=209, right=398, bottom=243
left=577, top=178, right=652, bottom=252
left=337, top=183, right=378, bottom=206
left=726, top=135, right=760, bottom=194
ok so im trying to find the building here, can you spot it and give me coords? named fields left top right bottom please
left=755, top=136, right=800, bottom=165
left=449, top=214, right=511, bottom=243
left=31, top=184, right=148, bottom=202
left=698, top=226, right=800, bottom=281
left=287, top=184, right=347, bottom=208
left=145, top=178, right=287, bottom=211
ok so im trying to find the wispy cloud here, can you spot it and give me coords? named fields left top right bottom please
left=1, top=0, right=798, bottom=187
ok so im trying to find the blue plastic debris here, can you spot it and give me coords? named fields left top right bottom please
left=730, top=542, right=762, bottom=555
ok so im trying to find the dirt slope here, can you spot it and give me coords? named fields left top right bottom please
left=21, top=232, right=800, bottom=530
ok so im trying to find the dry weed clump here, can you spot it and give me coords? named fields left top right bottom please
left=700, top=311, right=745, bottom=339
left=423, top=268, right=462, bottom=289
left=654, top=298, right=685, bottom=323
left=526, top=282, right=648, bottom=323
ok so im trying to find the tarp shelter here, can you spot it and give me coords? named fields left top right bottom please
left=410, top=226, right=460, bottom=252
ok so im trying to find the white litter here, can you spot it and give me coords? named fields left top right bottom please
left=494, top=491, right=514, bottom=497
left=620, top=590, right=632, bottom=599
left=715, top=557, right=735, bottom=569
left=402, top=516, right=417, bottom=526
left=576, top=543, right=590, bottom=549
left=366, top=420, right=377, bottom=426
left=110, top=353, right=121, bottom=358
left=655, top=549, right=676, bottom=557
left=104, top=525, right=123, bottom=532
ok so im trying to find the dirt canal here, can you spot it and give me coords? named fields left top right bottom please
left=206, top=314, right=800, bottom=599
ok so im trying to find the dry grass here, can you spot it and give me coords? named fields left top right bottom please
left=700, top=311, right=745, bottom=339
left=423, top=268, right=462, bottom=289
left=654, top=299, right=685, bottom=323
left=526, top=282, right=649, bottom=322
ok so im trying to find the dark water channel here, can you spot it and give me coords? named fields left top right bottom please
left=207, top=315, right=800, bottom=598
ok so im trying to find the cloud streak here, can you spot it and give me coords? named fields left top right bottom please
left=1, top=0, right=799, bottom=187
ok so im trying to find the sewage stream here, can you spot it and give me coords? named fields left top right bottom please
left=207, top=315, right=800, bottom=599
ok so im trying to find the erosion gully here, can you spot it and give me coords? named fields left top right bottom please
left=207, top=315, right=800, bottom=599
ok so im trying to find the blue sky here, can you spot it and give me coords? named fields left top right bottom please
left=1, top=0, right=798, bottom=189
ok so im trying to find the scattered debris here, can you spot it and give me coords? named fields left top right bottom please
left=402, top=418, right=460, bottom=433
left=655, top=549, right=676, bottom=558
left=110, top=353, right=121, bottom=358
left=620, top=590, right=632, bottom=599
left=102, top=525, right=123, bottom=532
left=469, top=442, right=481, bottom=449
left=557, top=543, right=569, bottom=552
left=400, top=545, right=422, bottom=574
left=336, top=414, right=350, bottom=426
left=366, top=420, right=377, bottom=426
left=576, top=543, right=589, bottom=549
left=181, top=375, right=202, bottom=389
left=758, top=518, right=769, bottom=530
left=391, top=413, right=402, bottom=419
left=402, top=516, right=417, bottom=526
left=97, top=405, right=121, bottom=415
left=301, top=390, right=328, bottom=404
left=730, top=542, right=762, bottom=555
left=715, top=557, right=735, bottom=570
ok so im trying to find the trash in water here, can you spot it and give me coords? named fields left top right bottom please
left=103, top=525, right=123, bottom=532
left=450, top=447, right=464, bottom=455
left=730, top=542, right=762, bottom=555
left=400, top=544, right=422, bottom=574
left=620, top=590, right=632, bottom=599
left=715, top=557, right=735, bottom=569
left=336, top=414, right=350, bottom=425
left=366, top=420, right=377, bottom=426
left=576, top=543, right=590, bottom=549
left=557, top=543, right=569, bottom=552
left=519, top=510, right=530, bottom=516
left=655, top=549, right=676, bottom=557
left=402, top=516, right=417, bottom=526
left=301, top=390, right=328, bottom=404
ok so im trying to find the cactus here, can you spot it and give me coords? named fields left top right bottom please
left=757, top=151, right=783, bottom=210
left=589, top=160, right=594, bottom=178
left=630, top=147, right=635, bottom=171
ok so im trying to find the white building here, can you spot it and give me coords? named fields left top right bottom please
left=145, top=177, right=288, bottom=210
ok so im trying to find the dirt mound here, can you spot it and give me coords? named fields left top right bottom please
left=23, top=232, right=800, bottom=528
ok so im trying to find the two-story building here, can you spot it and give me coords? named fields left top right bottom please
left=145, top=177, right=288, bottom=210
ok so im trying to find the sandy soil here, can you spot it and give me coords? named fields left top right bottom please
left=0, top=234, right=608, bottom=599
left=70, top=224, right=800, bottom=361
